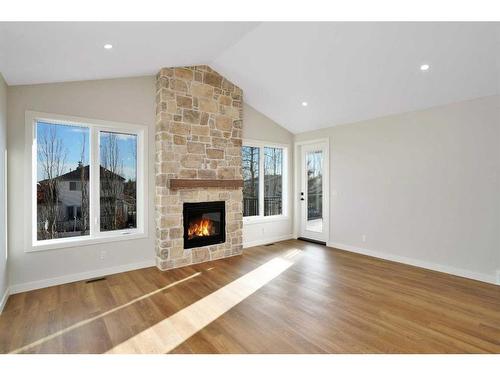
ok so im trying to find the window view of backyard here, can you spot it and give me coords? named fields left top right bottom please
left=36, top=121, right=138, bottom=241
left=36, top=121, right=90, bottom=240
left=306, top=150, right=323, bottom=233
left=99, top=131, right=137, bottom=232
left=242, top=146, right=259, bottom=217
left=264, top=147, right=283, bottom=216
left=242, top=145, right=284, bottom=217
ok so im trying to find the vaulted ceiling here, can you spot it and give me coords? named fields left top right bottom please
left=1, top=22, right=498, bottom=133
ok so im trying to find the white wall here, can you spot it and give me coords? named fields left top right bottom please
left=0, top=74, right=8, bottom=311
left=7, top=76, right=156, bottom=292
left=295, top=95, right=500, bottom=284
left=242, top=104, right=294, bottom=247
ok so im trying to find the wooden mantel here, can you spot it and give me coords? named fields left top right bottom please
left=168, top=179, right=243, bottom=189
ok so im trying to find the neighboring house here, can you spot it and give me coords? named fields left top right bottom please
left=37, top=164, right=134, bottom=236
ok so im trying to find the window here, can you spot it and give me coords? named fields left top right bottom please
left=69, top=181, right=82, bottom=191
left=36, top=121, right=90, bottom=240
left=264, top=147, right=283, bottom=216
left=242, top=142, right=287, bottom=219
left=99, top=131, right=137, bottom=232
left=28, top=111, right=146, bottom=250
left=242, top=146, right=259, bottom=217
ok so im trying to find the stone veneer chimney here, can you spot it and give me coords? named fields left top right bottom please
left=155, top=65, right=243, bottom=270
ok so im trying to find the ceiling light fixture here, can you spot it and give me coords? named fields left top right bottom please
left=420, top=64, right=430, bottom=71
left=301, top=101, right=308, bottom=107
left=104, top=44, right=113, bottom=50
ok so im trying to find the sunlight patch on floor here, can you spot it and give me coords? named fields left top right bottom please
left=10, top=272, right=202, bottom=354
left=107, top=249, right=302, bottom=354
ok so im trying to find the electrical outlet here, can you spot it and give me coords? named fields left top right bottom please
left=362, top=234, right=366, bottom=243
left=100, top=250, right=107, bottom=260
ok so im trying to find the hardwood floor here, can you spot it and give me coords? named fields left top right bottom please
left=1, top=240, right=499, bottom=353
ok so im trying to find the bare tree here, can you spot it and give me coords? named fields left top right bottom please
left=306, top=152, right=323, bottom=220
left=242, top=147, right=258, bottom=196
left=38, top=125, right=67, bottom=239
left=263, top=147, right=282, bottom=215
left=242, top=146, right=259, bottom=215
left=100, top=133, right=125, bottom=230
left=124, top=137, right=137, bottom=227
left=79, top=132, right=89, bottom=235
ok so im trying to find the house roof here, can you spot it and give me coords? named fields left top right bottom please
left=39, top=165, right=126, bottom=183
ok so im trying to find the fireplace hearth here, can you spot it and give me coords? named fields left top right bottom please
left=183, top=201, right=226, bottom=249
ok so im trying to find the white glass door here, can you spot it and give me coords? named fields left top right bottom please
left=299, top=142, right=328, bottom=243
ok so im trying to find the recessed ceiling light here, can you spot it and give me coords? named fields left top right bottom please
left=301, top=101, right=308, bottom=107
left=420, top=64, right=430, bottom=71
left=104, top=44, right=113, bottom=50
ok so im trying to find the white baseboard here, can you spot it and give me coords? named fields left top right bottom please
left=0, top=287, right=10, bottom=314
left=243, top=234, right=294, bottom=249
left=328, top=242, right=497, bottom=286
left=9, top=259, right=156, bottom=294
left=497, top=270, right=500, bottom=285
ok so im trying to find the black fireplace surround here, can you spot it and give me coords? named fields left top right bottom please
left=183, top=201, right=226, bottom=249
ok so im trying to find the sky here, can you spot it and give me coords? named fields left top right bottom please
left=36, top=121, right=137, bottom=182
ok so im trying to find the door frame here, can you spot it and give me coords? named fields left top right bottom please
left=293, top=138, right=330, bottom=244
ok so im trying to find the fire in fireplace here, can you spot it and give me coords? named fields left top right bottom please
left=183, top=201, right=225, bottom=249
left=187, top=217, right=215, bottom=239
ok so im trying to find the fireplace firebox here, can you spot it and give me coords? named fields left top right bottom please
left=183, top=201, right=226, bottom=249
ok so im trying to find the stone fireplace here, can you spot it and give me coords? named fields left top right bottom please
left=155, top=65, right=243, bottom=271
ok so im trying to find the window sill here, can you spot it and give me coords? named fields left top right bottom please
left=243, top=215, right=290, bottom=225
left=26, top=231, right=148, bottom=253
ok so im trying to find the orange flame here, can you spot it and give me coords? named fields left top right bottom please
left=187, top=218, right=215, bottom=240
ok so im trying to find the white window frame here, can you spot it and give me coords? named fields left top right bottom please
left=242, top=139, right=288, bottom=224
left=25, top=111, right=148, bottom=252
